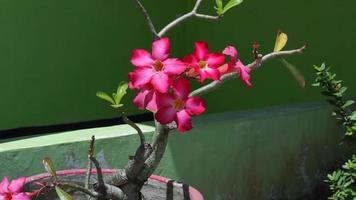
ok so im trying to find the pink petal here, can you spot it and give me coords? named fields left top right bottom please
left=183, top=54, right=198, bottom=66
left=186, top=97, right=206, bottom=115
left=12, top=193, right=31, bottom=200
left=151, top=72, right=171, bottom=93
left=199, top=67, right=220, bottom=82
left=222, top=46, right=237, bottom=60
left=155, top=93, right=175, bottom=109
left=0, top=177, right=9, bottom=194
left=176, top=110, right=192, bottom=132
left=146, top=91, right=158, bottom=112
left=236, top=60, right=252, bottom=87
left=128, top=68, right=154, bottom=89
left=218, top=63, right=234, bottom=75
left=133, top=90, right=151, bottom=110
left=131, top=49, right=153, bottom=68
left=162, top=58, right=187, bottom=75
left=152, top=38, right=170, bottom=61
left=155, top=106, right=177, bottom=124
left=0, top=195, right=9, bottom=200
left=173, top=78, right=190, bottom=100
left=8, top=177, right=26, bottom=194
left=206, top=52, right=225, bottom=68
left=194, top=41, right=209, bottom=60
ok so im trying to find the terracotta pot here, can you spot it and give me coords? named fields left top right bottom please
left=25, top=169, right=204, bottom=200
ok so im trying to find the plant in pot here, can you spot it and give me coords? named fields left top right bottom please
left=0, top=0, right=308, bottom=199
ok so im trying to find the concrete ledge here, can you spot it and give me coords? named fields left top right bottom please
left=0, top=102, right=350, bottom=200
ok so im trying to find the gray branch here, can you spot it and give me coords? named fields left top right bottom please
left=158, top=0, right=219, bottom=37
left=189, top=45, right=307, bottom=97
left=133, top=0, right=159, bottom=39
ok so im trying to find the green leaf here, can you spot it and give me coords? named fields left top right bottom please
left=350, top=111, right=356, bottom=121
left=114, top=81, right=128, bottom=105
left=215, top=0, right=223, bottom=15
left=43, top=157, right=57, bottom=179
left=96, top=91, right=115, bottom=105
left=55, top=186, right=74, bottom=200
left=312, top=82, right=320, bottom=87
left=222, top=0, right=243, bottom=15
left=342, top=100, right=355, bottom=109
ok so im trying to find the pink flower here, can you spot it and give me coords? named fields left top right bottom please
left=155, top=79, right=206, bottom=132
left=184, top=41, right=225, bottom=83
left=132, top=83, right=158, bottom=112
left=129, top=38, right=187, bottom=93
left=0, top=177, right=31, bottom=200
left=222, top=46, right=252, bottom=87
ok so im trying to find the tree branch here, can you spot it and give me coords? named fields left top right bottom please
left=119, top=110, right=146, bottom=146
left=58, top=182, right=99, bottom=198
left=189, top=45, right=307, bottom=97
left=133, top=0, right=159, bottom=39
left=85, top=136, right=95, bottom=190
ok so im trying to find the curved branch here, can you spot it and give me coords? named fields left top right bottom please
left=189, top=45, right=307, bottom=97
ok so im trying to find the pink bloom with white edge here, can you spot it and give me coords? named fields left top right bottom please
left=184, top=41, right=225, bottom=83
left=129, top=38, right=187, bottom=93
left=155, top=78, right=206, bottom=132
left=222, top=45, right=252, bottom=87
left=0, top=177, right=31, bottom=200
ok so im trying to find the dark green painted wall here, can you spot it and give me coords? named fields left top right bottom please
left=0, top=0, right=355, bottom=130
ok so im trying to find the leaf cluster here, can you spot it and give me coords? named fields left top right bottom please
left=326, top=155, right=356, bottom=200
left=313, top=63, right=356, bottom=200
left=312, top=63, right=356, bottom=136
left=215, top=0, right=243, bottom=16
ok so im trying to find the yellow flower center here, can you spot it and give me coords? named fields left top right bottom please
left=198, top=60, right=207, bottom=69
left=153, top=60, right=164, bottom=71
left=172, top=98, right=185, bottom=110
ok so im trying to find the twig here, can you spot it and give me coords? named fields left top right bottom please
left=133, top=0, right=159, bottom=39
left=132, top=0, right=218, bottom=38
left=120, top=110, right=146, bottom=146
left=189, top=45, right=307, bottom=97
left=85, top=136, right=95, bottom=189
left=90, top=155, right=107, bottom=197
left=58, top=182, right=99, bottom=198
left=157, top=0, right=219, bottom=37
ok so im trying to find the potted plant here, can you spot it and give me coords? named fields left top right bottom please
left=0, top=0, right=307, bottom=199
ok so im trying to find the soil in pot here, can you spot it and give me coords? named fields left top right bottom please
left=25, top=169, right=204, bottom=200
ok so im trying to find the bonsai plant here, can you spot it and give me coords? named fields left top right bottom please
left=0, top=0, right=308, bottom=199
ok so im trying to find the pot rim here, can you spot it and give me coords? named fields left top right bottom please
left=26, top=169, right=204, bottom=200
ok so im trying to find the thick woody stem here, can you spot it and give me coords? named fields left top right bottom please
left=136, top=121, right=170, bottom=182
left=189, top=45, right=307, bottom=97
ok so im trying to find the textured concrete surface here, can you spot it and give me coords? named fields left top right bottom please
left=0, top=102, right=351, bottom=199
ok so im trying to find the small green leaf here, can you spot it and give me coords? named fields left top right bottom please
left=312, top=82, right=320, bottom=87
left=55, top=186, right=74, bottom=200
left=222, top=0, right=243, bottom=15
left=96, top=91, right=115, bottom=105
left=114, top=81, right=128, bottom=105
left=43, top=157, right=57, bottom=179
left=215, top=0, right=224, bottom=16
left=349, top=111, right=356, bottom=121
left=342, top=100, right=355, bottom=109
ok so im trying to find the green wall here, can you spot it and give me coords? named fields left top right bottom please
left=0, top=0, right=355, bottom=130
left=0, top=103, right=352, bottom=199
